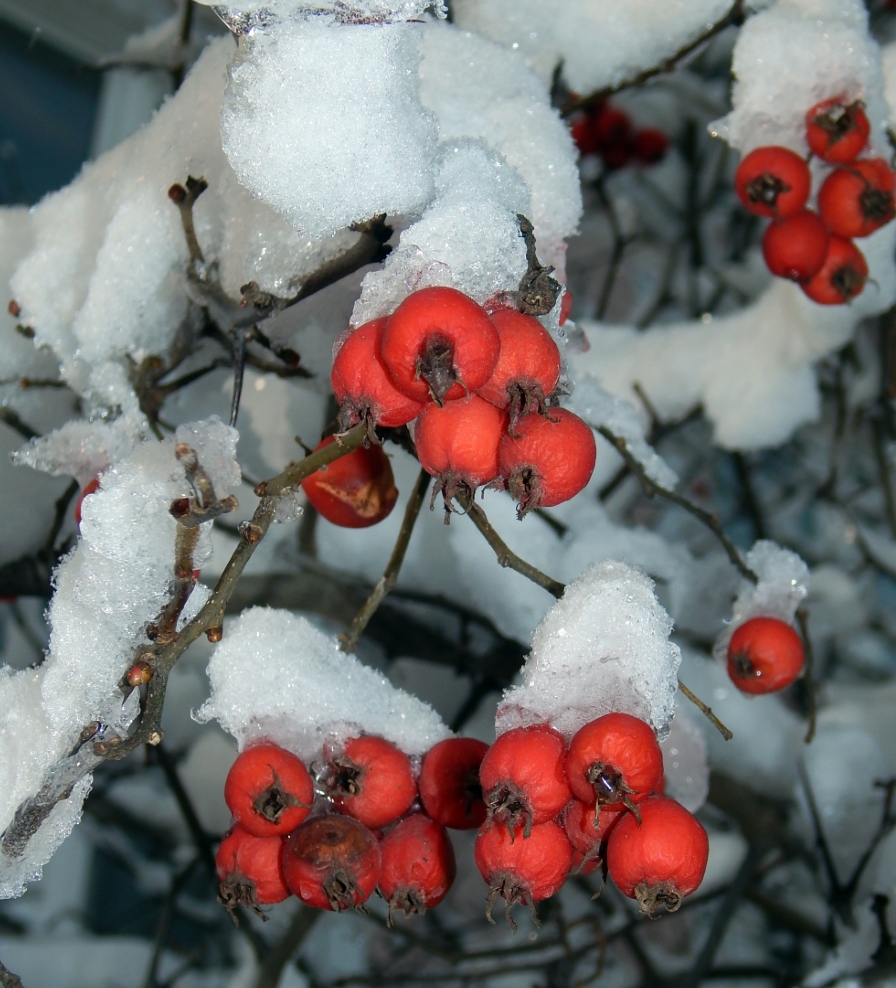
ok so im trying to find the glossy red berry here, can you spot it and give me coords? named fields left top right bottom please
left=563, top=799, right=625, bottom=857
left=479, top=725, right=571, bottom=840
left=419, top=737, right=489, bottom=830
left=734, top=146, right=811, bottom=218
left=379, top=287, right=500, bottom=404
left=566, top=713, right=663, bottom=818
left=478, top=309, right=561, bottom=427
left=474, top=819, right=573, bottom=929
left=726, top=616, right=804, bottom=694
left=414, top=395, right=506, bottom=518
left=331, top=317, right=425, bottom=434
left=800, top=235, right=868, bottom=305
left=605, top=796, right=708, bottom=916
left=224, top=743, right=314, bottom=838
left=301, top=437, right=398, bottom=529
left=320, top=735, right=417, bottom=830
left=498, top=408, right=596, bottom=518
left=805, top=98, right=870, bottom=164
left=74, top=476, right=101, bottom=529
left=282, top=814, right=381, bottom=911
left=818, top=158, right=896, bottom=238
left=216, top=825, right=290, bottom=915
left=761, top=210, right=829, bottom=282
left=633, top=128, right=669, bottom=165
left=378, top=813, right=457, bottom=921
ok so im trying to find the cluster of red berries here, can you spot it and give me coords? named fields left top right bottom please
left=216, top=714, right=710, bottom=928
left=329, top=286, right=597, bottom=521
left=734, top=97, right=895, bottom=305
left=725, top=615, right=805, bottom=695
left=570, top=99, right=669, bottom=170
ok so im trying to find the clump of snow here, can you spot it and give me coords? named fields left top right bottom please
left=196, top=607, right=451, bottom=760
left=197, top=0, right=445, bottom=30
left=496, top=561, right=681, bottom=740
left=566, top=375, right=679, bottom=489
left=12, top=421, right=140, bottom=489
left=660, top=706, right=709, bottom=813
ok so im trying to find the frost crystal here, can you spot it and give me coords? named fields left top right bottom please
left=497, top=561, right=681, bottom=740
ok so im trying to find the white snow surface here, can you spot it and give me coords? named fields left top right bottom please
left=496, top=561, right=681, bottom=740
left=660, top=706, right=709, bottom=813
left=196, top=607, right=452, bottom=761
left=195, top=0, right=445, bottom=29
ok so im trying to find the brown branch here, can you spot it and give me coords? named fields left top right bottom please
left=678, top=678, right=733, bottom=741
left=168, top=177, right=208, bottom=267
left=796, top=608, right=817, bottom=744
left=0, top=407, right=39, bottom=441
left=253, top=907, right=321, bottom=988
left=0, top=959, right=24, bottom=988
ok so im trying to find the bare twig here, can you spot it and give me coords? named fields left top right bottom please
left=0, top=407, right=39, bottom=441
left=796, top=608, right=817, bottom=744
left=168, top=177, right=208, bottom=268
left=678, top=678, right=733, bottom=740
left=0, top=959, right=24, bottom=988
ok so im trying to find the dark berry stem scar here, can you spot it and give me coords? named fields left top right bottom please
left=415, top=335, right=458, bottom=406
left=746, top=172, right=791, bottom=209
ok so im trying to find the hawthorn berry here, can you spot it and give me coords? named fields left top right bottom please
left=74, top=476, right=101, bottom=529
left=301, top=437, right=398, bottom=529
left=563, top=798, right=625, bottom=858
left=726, top=616, right=804, bottom=694
left=818, top=158, right=896, bottom=238
left=414, top=395, right=506, bottom=518
left=224, top=743, right=314, bottom=838
left=282, top=814, right=381, bottom=911
left=331, top=317, right=425, bottom=436
left=734, top=146, right=811, bottom=219
left=418, top=737, right=489, bottom=830
left=498, top=408, right=596, bottom=518
left=593, top=107, right=632, bottom=152
left=633, top=128, right=669, bottom=165
left=566, top=713, right=663, bottom=819
left=217, top=825, right=290, bottom=915
left=320, top=735, right=416, bottom=830
left=605, top=795, right=708, bottom=916
left=761, top=210, right=829, bottom=283
left=379, top=287, right=500, bottom=405
left=378, top=813, right=457, bottom=922
left=479, top=725, right=571, bottom=840
left=477, top=308, right=561, bottom=427
left=805, top=97, right=870, bottom=164
left=474, top=819, right=573, bottom=930
left=800, top=235, right=868, bottom=305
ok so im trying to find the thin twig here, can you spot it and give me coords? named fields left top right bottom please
left=796, top=608, right=817, bottom=744
left=678, top=678, right=733, bottom=740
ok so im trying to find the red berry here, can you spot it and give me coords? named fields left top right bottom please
left=379, top=287, right=500, bottom=404
left=320, top=735, right=417, bottom=830
left=605, top=795, right=708, bottom=916
left=419, top=737, right=489, bottom=830
left=805, top=97, right=870, bottom=164
left=498, top=408, right=596, bottom=517
left=216, top=825, right=290, bottom=915
left=224, top=743, right=314, bottom=838
left=474, top=819, right=573, bottom=929
left=633, top=128, right=669, bottom=165
left=800, top=235, right=868, bottom=305
left=477, top=309, right=561, bottom=427
left=378, top=813, right=457, bottom=921
left=414, top=395, right=506, bottom=517
left=559, top=290, right=573, bottom=326
left=734, top=146, right=811, bottom=218
left=593, top=107, right=632, bottom=151
left=571, top=115, right=600, bottom=157
left=818, top=158, right=896, bottom=238
left=566, top=713, right=663, bottom=817
left=301, top=437, right=398, bottom=529
left=601, top=141, right=634, bottom=170
left=74, top=476, right=101, bottom=529
left=761, top=210, right=829, bottom=282
left=479, top=725, right=571, bottom=840
left=726, top=616, right=804, bottom=694
left=331, top=317, right=425, bottom=433
left=563, top=799, right=625, bottom=856
left=282, top=814, right=381, bottom=911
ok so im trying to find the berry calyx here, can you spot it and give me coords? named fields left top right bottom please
left=566, top=713, right=663, bottom=820
left=320, top=735, right=417, bottom=830
left=379, top=287, right=500, bottom=405
left=378, top=813, right=457, bottom=923
left=761, top=210, right=829, bottom=283
left=414, top=396, right=506, bottom=520
left=224, top=743, right=314, bottom=838
left=282, top=814, right=381, bottom=911
left=75, top=476, right=101, bottom=529
left=418, top=737, right=489, bottom=830
left=805, top=97, right=870, bottom=164
left=726, top=616, right=804, bottom=694
left=301, top=437, right=398, bottom=529
left=800, top=235, right=868, bottom=305
left=498, top=408, right=596, bottom=518
left=474, top=819, right=573, bottom=930
left=479, top=725, right=571, bottom=840
left=818, top=158, right=896, bottom=238
left=734, top=146, right=811, bottom=218
left=217, top=825, right=290, bottom=917
left=605, top=796, right=708, bottom=916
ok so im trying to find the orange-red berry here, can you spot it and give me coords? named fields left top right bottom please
left=734, top=146, right=811, bottom=219
left=761, top=210, right=829, bottom=283
left=216, top=825, right=290, bottom=915
left=818, top=158, right=896, bottom=239
left=726, top=616, right=804, bottom=694
left=801, top=235, right=868, bottom=305
left=805, top=97, right=870, bottom=164
left=378, top=813, right=457, bottom=921
left=419, top=737, right=489, bottom=830
left=301, top=437, right=398, bottom=529
left=224, top=743, right=314, bottom=838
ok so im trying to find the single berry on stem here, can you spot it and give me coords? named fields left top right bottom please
left=818, top=158, right=896, bottom=238
left=282, top=814, right=381, bottom=911
left=805, top=97, right=870, bottom=164
left=734, top=146, right=811, bottom=219
left=726, top=616, right=804, bottom=694
left=301, top=437, right=398, bottom=529
left=217, top=825, right=290, bottom=917
left=419, top=737, right=489, bottom=830
left=761, top=210, right=829, bottom=282
left=378, top=813, right=457, bottom=923
left=224, top=743, right=314, bottom=838
left=800, top=235, right=868, bottom=306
